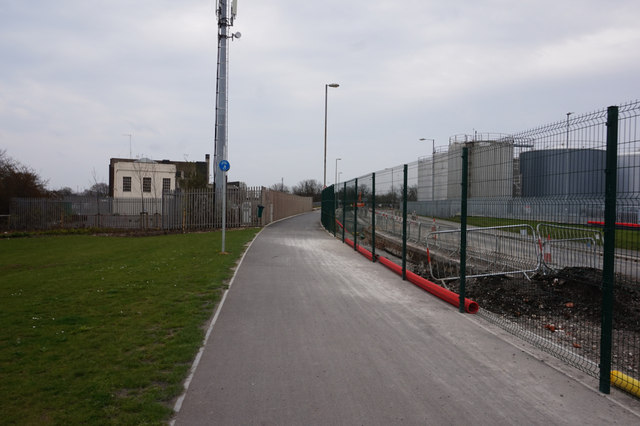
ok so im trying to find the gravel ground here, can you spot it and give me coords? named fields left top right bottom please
left=459, top=267, right=640, bottom=377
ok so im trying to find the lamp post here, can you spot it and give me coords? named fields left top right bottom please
left=420, top=138, right=435, bottom=201
left=335, top=158, right=341, bottom=187
left=419, top=138, right=435, bottom=155
left=324, top=83, right=339, bottom=188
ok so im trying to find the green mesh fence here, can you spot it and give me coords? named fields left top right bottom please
left=320, top=101, right=640, bottom=397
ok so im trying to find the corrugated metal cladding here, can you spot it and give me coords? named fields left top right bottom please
left=468, top=142, right=514, bottom=198
left=417, top=152, right=449, bottom=201
left=520, top=149, right=606, bottom=197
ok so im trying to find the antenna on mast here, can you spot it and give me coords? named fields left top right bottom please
left=231, top=0, right=238, bottom=20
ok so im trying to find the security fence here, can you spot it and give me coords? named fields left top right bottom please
left=7, top=187, right=312, bottom=231
left=322, top=101, right=640, bottom=397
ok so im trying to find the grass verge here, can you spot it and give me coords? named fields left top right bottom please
left=0, top=229, right=259, bottom=424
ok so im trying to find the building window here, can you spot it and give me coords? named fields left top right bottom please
left=163, top=178, right=171, bottom=193
left=143, top=177, right=152, bottom=193
left=123, top=176, right=132, bottom=192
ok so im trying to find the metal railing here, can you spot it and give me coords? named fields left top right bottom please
left=6, top=187, right=312, bottom=231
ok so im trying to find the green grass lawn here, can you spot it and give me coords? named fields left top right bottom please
left=0, top=229, right=259, bottom=425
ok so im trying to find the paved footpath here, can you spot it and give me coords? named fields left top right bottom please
left=172, top=211, right=640, bottom=425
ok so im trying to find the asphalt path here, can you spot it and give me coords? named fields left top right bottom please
left=172, top=211, right=640, bottom=425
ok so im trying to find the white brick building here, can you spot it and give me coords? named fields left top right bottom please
left=111, top=158, right=176, bottom=199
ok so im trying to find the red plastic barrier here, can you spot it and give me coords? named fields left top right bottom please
left=377, top=256, right=479, bottom=314
left=342, top=238, right=479, bottom=314
left=587, top=220, right=640, bottom=229
left=376, top=255, right=403, bottom=274
left=344, top=237, right=374, bottom=261
left=356, top=244, right=374, bottom=261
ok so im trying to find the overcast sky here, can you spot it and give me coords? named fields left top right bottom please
left=2, top=0, right=640, bottom=191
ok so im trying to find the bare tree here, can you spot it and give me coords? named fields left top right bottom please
left=84, top=168, right=108, bottom=221
left=269, top=182, right=290, bottom=193
left=0, top=149, right=49, bottom=214
left=292, top=179, right=323, bottom=202
left=177, top=162, right=208, bottom=190
left=85, top=182, right=109, bottom=197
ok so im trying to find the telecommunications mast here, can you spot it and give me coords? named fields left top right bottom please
left=213, top=0, right=239, bottom=194
left=213, top=0, right=240, bottom=245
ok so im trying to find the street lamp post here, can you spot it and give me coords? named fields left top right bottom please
left=335, top=158, right=341, bottom=187
left=324, top=83, right=339, bottom=188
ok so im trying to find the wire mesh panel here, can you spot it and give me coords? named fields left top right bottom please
left=317, top=101, right=640, bottom=393
left=536, top=224, right=603, bottom=272
left=9, top=187, right=310, bottom=231
left=321, top=185, right=336, bottom=234
left=355, top=174, right=374, bottom=254
left=340, top=179, right=357, bottom=243
left=451, top=135, right=605, bottom=377
left=369, top=167, right=404, bottom=265
left=427, top=224, right=540, bottom=282
left=610, top=101, right=640, bottom=392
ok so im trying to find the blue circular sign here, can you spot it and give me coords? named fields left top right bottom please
left=219, top=160, right=230, bottom=172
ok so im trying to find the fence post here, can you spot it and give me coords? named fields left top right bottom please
left=372, top=172, right=376, bottom=262
left=599, top=105, right=618, bottom=393
left=342, top=182, right=346, bottom=243
left=354, top=178, right=358, bottom=251
left=332, top=185, right=337, bottom=237
left=459, top=146, right=469, bottom=313
left=402, top=164, right=408, bottom=280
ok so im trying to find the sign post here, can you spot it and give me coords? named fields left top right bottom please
left=219, top=160, right=230, bottom=252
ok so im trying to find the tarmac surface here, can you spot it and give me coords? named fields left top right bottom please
left=172, top=211, right=640, bottom=425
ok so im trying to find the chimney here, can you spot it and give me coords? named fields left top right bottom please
left=205, top=154, right=210, bottom=184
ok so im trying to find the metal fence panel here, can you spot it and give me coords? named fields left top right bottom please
left=7, top=187, right=312, bottom=232
left=320, top=101, right=640, bottom=395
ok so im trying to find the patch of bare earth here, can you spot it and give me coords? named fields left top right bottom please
left=461, top=267, right=640, bottom=376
